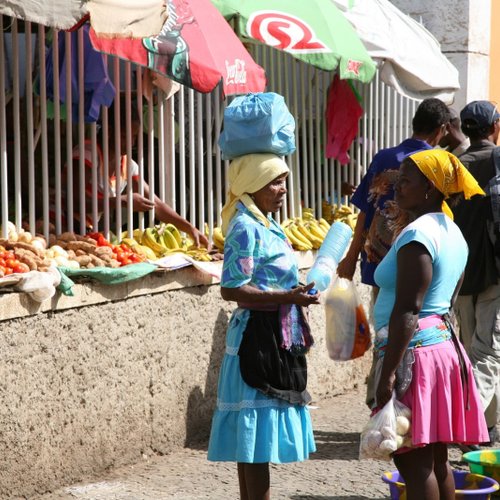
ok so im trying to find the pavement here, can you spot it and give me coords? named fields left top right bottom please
left=38, top=389, right=498, bottom=500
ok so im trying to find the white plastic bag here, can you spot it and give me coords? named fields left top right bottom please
left=359, top=392, right=412, bottom=460
left=324, top=277, right=371, bottom=360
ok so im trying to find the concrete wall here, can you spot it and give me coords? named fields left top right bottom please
left=0, top=267, right=372, bottom=498
left=392, top=0, right=492, bottom=109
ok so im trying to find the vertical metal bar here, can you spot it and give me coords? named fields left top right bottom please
left=125, top=61, right=134, bottom=236
left=299, top=62, right=308, bottom=210
left=322, top=72, right=329, bottom=206
left=113, top=57, right=122, bottom=237
left=165, top=94, right=176, bottom=209
left=157, top=90, right=166, bottom=202
left=136, top=66, right=145, bottom=230
left=314, top=69, right=322, bottom=217
left=65, top=31, right=74, bottom=233
left=291, top=58, right=301, bottom=217
left=25, top=23, right=36, bottom=232
left=196, top=92, right=204, bottom=234
left=307, top=65, right=315, bottom=213
left=90, top=122, right=98, bottom=230
left=101, top=102, right=110, bottom=237
left=0, top=16, right=8, bottom=237
left=214, top=87, right=222, bottom=226
left=78, top=28, right=86, bottom=234
left=146, top=85, right=155, bottom=227
left=178, top=86, right=186, bottom=219
left=52, top=29, right=62, bottom=235
left=284, top=55, right=294, bottom=219
left=188, top=89, right=196, bottom=226
left=206, top=93, right=214, bottom=236
left=38, top=25, right=50, bottom=239
left=12, top=20, right=22, bottom=229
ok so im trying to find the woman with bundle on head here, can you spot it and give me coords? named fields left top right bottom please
left=373, top=149, right=489, bottom=499
left=207, top=153, right=320, bottom=500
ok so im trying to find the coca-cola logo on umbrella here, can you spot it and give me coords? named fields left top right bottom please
left=247, top=11, right=329, bottom=54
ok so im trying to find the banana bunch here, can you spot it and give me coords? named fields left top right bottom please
left=332, top=204, right=358, bottom=231
left=281, top=215, right=330, bottom=251
left=131, top=223, right=213, bottom=261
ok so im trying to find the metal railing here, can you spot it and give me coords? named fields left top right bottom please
left=0, top=18, right=419, bottom=242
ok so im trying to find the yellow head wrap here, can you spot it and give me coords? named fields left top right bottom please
left=408, top=149, right=485, bottom=219
left=221, top=153, right=289, bottom=235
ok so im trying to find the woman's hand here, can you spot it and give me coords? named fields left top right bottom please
left=287, top=282, right=321, bottom=306
left=337, top=252, right=357, bottom=280
left=375, top=372, right=396, bottom=408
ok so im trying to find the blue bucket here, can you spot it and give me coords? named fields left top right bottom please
left=382, top=469, right=500, bottom=499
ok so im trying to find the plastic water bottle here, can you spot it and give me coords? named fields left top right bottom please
left=306, top=221, right=353, bottom=292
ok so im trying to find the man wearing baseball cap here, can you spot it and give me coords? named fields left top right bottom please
left=453, top=100, right=500, bottom=448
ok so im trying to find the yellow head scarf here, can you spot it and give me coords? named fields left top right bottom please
left=221, top=153, right=289, bottom=235
left=408, top=149, right=485, bottom=219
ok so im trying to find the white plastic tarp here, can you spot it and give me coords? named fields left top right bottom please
left=333, top=0, right=460, bottom=103
left=0, top=0, right=87, bottom=30
left=0, top=1, right=167, bottom=38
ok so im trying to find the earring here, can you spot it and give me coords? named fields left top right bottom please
left=425, top=192, right=429, bottom=200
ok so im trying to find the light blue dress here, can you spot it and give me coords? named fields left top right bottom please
left=207, top=203, right=316, bottom=463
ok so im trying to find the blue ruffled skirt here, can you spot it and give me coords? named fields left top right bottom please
left=207, top=308, right=316, bottom=463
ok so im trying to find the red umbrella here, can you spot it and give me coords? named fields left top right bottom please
left=89, top=0, right=267, bottom=96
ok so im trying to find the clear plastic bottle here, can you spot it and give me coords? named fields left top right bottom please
left=306, top=221, right=353, bottom=292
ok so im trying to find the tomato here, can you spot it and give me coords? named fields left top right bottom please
left=13, top=262, right=30, bottom=273
left=129, top=254, right=143, bottom=263
left=120, top=257, right=131, bottom=266
left=5, top=258, right=18, bottom=269
left=3, top=267, right=13, bottom=275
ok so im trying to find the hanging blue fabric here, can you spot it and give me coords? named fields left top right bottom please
left=45, top=23, right=115, bottom=123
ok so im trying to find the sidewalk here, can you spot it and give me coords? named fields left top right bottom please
left=38, top=389, right=485, bottom=500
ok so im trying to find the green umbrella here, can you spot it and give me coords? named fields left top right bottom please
left=211, top=0, right=376, bottom=83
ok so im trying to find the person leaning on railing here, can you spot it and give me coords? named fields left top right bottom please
left=53, top=99, right=209, bottom=248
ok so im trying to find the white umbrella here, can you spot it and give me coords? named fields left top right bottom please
left=332, top=0, right=460, bottom=104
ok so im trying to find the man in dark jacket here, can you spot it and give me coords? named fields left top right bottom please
left=453, top=100, right=500, bottom=445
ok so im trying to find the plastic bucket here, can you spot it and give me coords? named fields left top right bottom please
left=463, top=450, right=500, bottom=497
left=382, top=469, right=499, bottom=499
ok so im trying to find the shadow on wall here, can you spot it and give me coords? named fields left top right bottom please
left=184, top=307, right=230, bottom=448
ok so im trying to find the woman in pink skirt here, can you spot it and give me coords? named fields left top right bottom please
left=373, top=149, right=489, bottom=499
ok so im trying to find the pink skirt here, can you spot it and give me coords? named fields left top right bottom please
left=399, top=340, right=489, bottom=447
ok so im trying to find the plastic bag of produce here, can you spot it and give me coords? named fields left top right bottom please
left=359, top=392, right=412, bottom=460
left=324, top=277, right=371, bottom=360
left=218, top=92, right=296, bottom=160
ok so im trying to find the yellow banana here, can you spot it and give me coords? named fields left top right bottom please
left=212, top=227, right=225, bottom=252
left=285, top=226, right=312, bottom=251
left=164, top=223, right=183, bottom=247
left=137, top=244, right=157, bottom=260
left=307, top=221, right=327, bottom=241
left=121, top=237, right=138, bottom=248
left=142, top=228, right=167, bottom=257
left=290, top=224, right=313, bottom=250
left=296, top=222, right=322, bottom=249
left=161, top=229, right=179, bottom=250
left=187, top=248, right=212, bottom=261
left=319, top=218, right=331, bottom=232
left=133, top=228, right=144, bottom=244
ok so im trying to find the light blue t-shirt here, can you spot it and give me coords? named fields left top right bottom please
left=373, top=213, right=468, bottom=331
left=221, top=202, right=299, bottom=291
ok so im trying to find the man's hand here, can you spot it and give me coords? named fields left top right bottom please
left=188, top=226, right=210, bottom=250
left=129, top=193, right=156, bottom=212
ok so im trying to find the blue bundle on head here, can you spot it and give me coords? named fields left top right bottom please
left=218, top=92, right=296, bottom=160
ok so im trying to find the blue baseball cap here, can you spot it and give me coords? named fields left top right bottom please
left=460, top=100, right=500, bottom=129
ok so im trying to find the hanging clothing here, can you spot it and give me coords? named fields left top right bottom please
left=45, top=23, right=115, bottom=123
left=325, top=74, right=363, bottom=165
